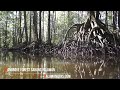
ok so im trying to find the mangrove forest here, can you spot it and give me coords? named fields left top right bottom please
left=0, top=11, right=120, bottom=79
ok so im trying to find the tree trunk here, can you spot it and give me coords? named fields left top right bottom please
left=53, top=11, right=56, bottom=43
left=4, top=15, right=8, bottom=48
left=90, top=11, right=95, bottom=20
left=113, top=11, right=117, bottom=30
left=19, top=11, right=22, bottom=43
left=0, top=29, right=1, bottom=48
left=29, top=11, right=32, bottom=43
left=90, top=11, right=108, bottom=32
left=39, top=11, right=42, bottom=43
left=24, top=11, right=28, bottom=44
left=78, top=11, right=80, bottom=23
left=12, top=17, right=15, bottom=46
left=48, top=11, right=51, bottom=44
left=68, top=11, right=70, bottom=28
left=42, top=11, right=44, bottom=41
left=105, top=11, right=108, bottom=29
left=54, top=11, right=56, bottom=34
left=96, top=11, right=100, bottom=20
left=14, top=11, right=17, bottom=45
left=51, top=11, right=54, bottom=43
left=33, top=11, right=38, bottom=41
left=118, top=11, right=120, bottom=30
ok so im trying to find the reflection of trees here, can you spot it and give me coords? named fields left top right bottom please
left=0, top=52, right=120, bottom=79
left=50, top=58, right=68, bottom=73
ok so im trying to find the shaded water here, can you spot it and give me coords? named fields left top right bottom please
left=0, top=51, right=120, bottom=79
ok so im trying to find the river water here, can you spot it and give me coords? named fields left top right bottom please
left=0, top=51, right=120, bottom=79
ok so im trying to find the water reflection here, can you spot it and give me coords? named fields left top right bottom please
left=0, top=51, right=120, bottom=79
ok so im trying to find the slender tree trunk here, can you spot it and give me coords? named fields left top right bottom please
left=78, top=11, right=80, bottom=23
left=53, top=11, right=56, bottom=43
left=63, top=11, right=66, bottom=41
left=24, top=11, right=28, bottom=43
left=118, top=11, right=120, bottom=30
left=14, top=11, right=17, bottom=46
left=3, top=11, right=9, bottom=48
left=51, top=11, right=54, bottom=43
left=16, top=11, right=19, bottom=45
left=29, top=11, right=32, bottom=43
left=81, top=11, right=84, bottom=23
left=113, top=11, right=117, bottom=30
left=39, top=11, right=42, bottom=43
left=12, top=17, right=15, bottom=46
left=105, top=11, right=108, bottom=29
left=64, top=11, right=65, bottom=29
left=19, top=11, right=22, bottom=43
left=90, top=11, right=95, bottom=20
left=54, top=11, right=56, bottom=34
left=68, top=11, right=70, bottom=28
left=0, top=29, right=1, bottom=48
left=48, top=11, right=51, bottom=44
left=4, top=17, right=8, bottom=48
left=96, top=11, right=100, bottom=20
left=17, top=12, right=19, bottom=45
left=42, top=11, right=44, bottom=41
left=33, top=11, right=38, bottom=41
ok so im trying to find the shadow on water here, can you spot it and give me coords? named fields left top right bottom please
left=0, top=51, right=120, bottom=79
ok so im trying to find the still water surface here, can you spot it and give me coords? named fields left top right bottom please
left=0, top=51, right=120, bottom=79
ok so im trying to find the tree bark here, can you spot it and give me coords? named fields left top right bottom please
left=105, top=11, right=108, bottom=29
left=4, top=12, right=8, bottom=48
left=118, top=11, right=120, bottom=30
left=53, top=11, right=56, bottom=43
left=48, top=11, right=51, bottom=44
left=15, top=11, right=17, bottom=45
left=113, top=11, right=117, bottom=30
left=39, top=11, right=42, bottom=43
left=68, top=11, right=70, bottom=28
left=24, top=11, right=28, bottom=43
left=89, top=11, right=109, bottom=33
left=33, top=11, right=38, bottom=41
left=96, top=11, right=100, bottom=20
left=42, top=11, right=44, bottom=41
left=12, top=16, right=15, bottom=46
left=51, top=11, right=54, bottom=43
left=29, top=11, right=32, bottom=43
left=0, top=29, right=1, bottom=48
left=19, top=11, right=22, bottom=43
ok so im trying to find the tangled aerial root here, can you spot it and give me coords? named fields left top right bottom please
left=60, top=17, right=120, bottom=58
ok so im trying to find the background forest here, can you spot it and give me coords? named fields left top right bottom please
left=0, top=11, right=119, bottom=48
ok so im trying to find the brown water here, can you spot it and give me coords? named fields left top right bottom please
left=0, top=51, right=120, bottom=79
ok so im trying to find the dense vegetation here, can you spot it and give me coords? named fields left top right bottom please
left=0, top=11, right=120, bottom=58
